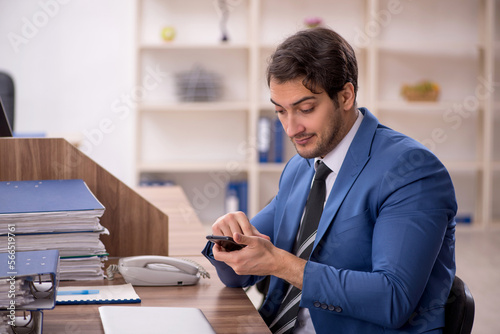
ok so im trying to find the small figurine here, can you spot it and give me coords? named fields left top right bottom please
left=304, top=17, right=323, bottom=29
left=218, top=0, right=229, bottom=42
left=161, top=26, right=176, bottom=42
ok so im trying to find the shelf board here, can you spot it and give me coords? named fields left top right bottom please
left=375, top=41, right=482, bottom=57
left=139, top=42, right=251, bottom=51
left=376, top=100, right=478, bottom=114
left=138, top=161, right=250, bottom=173
left=138, top=101, right=250, bottom=112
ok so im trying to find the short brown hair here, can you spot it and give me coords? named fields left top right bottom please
left=267, top=27, right=358, bottom=102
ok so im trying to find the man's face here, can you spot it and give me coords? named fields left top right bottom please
left=270, top=78, right=351, bottom=159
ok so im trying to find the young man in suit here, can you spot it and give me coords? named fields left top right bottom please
left=202, top=27, right=457, bottom=334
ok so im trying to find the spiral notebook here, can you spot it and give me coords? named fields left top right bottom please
left=56, top=283, right=141, bottom=305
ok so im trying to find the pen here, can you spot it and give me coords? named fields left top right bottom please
left=57, top=289, right=100, bottom=296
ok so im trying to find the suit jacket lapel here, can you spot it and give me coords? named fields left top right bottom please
left=314, top=108, right=379, bottom=248
left=275, top=159, right=315, bottom=252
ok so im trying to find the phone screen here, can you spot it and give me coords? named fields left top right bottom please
left=206, top=235, right=245, bottom=251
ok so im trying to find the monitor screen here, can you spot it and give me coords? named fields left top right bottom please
left=0, top=97, right=13, bottom=137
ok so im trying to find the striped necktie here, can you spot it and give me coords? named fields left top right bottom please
left=269, top=161, right=332, bottom=334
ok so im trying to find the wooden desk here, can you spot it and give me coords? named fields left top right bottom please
left=43, top=186, right=270, bottom=333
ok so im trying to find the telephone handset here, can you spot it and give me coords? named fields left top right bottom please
left=107, top=255, right=210, bottom=286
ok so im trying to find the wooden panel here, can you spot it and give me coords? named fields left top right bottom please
left=135, top=186, right=209, bottom=257
left=0, top=138, right=168, bottom=257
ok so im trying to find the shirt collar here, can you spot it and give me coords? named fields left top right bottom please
left=316, top=109, right=364, bottom=174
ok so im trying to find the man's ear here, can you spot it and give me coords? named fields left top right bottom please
left=338, top=82, right=355, bottom=110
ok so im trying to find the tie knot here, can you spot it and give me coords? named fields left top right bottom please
left=315, top=161, right=332, bottom=181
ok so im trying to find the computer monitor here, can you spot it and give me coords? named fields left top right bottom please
left=0, top=97, right=13, bottom=137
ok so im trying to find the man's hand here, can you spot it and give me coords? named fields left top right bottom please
left=211, top=211, right=307, bottom=289
left=211, top=211, right=270, bottom=240
left=213, top=232, right=277, bottom=276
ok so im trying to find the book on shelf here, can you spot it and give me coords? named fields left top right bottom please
left=225, top=183, right=240, bottom=213
left=258, top=117, right=271, bottom=163
left=272, top=117, right=284, bottom=163
left=257, top=116, right=285, bottom=164
left=225, top=181, right=248, bottom=215
left=0, top=179, right=108, bottom=281
left=0, top=250, right=60, bottom=334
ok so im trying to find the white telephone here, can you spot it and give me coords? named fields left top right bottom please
left=106, top=255, right=210, bottom=286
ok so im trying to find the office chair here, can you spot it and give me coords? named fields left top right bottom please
left=444, top=275, right=475, bottom=334
left=0, top=71, right=15, bottom=130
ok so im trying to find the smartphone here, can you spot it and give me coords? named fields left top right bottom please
left=206, top=235, right=246, bottom=251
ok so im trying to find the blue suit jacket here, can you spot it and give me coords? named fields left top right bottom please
left=202, top=108, right=457, bottom=333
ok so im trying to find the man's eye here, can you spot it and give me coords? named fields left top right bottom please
left=275, top=109, right=285, bottom=114
left=301, top=107, right=314, bottom=113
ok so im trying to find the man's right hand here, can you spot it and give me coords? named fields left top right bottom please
left=211, top=211, right=270, bottom=241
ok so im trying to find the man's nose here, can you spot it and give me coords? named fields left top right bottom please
left=283, top=114, right=304, bottom=138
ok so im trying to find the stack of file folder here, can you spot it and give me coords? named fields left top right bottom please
left=0, top=249, right=59, bottom=334
left=0, top=179, right=108, bottom=280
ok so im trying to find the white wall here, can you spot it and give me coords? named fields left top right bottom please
left=0, top=0, right=136, bottom=185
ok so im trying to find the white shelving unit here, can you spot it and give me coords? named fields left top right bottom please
left=134, top=0, right=499, bottom=228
